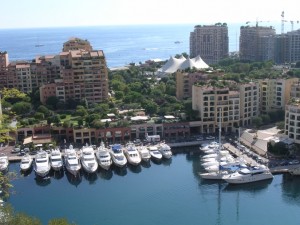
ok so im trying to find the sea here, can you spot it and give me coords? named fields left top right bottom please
left=0, top=23, right=254, bottom=68
left=1, top=24, right=300, bottom=225
left=7, top=152, right=300, bottom=225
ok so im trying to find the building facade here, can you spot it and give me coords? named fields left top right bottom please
left=259, top=78, right=298, bottom=114
left=190, top=24, right=228, bottom=65
left=192, top=85, right=240, bottom=133
left=239, top=26, right=276, bottom=61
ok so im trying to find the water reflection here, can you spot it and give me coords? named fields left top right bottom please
left=20, top=167, right=33, bottom=177
left=113, top=166, right=127, bottom=176
left=50, top=169, right=64, bottom=180
left=34, top=176, right=51, bottom=187
left=161, top=158, right=172, bottom=166
left=97, top=169, right=113, bottom=180
left=127, top=164, right=142, bottom=173
left=282, top=174, right=300, bottom=206
left=140, top=161, right=151, bottom=168
left=65, top=171, right=82, bottom=187
left=82, top=171, right=98, bottom=184
left=151, top=159, right=162, bottom=165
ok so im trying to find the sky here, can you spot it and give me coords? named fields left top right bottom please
left=0, top=0, right=299, bottom=29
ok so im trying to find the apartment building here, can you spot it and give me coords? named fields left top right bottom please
left=62, top=38, right=93, bottom=52
left=176, top=71, right=210, bottom=100
left=239, top=82, right=260, bottom=126
left=190, top=24, right=228, bottom=65
left=285, top=101, right=300, bottom=144
left=240, top=26, right=276, bottom=61
left=259, top=78, right=298, bottom=114
left=192, top=85, right=240, bottom=133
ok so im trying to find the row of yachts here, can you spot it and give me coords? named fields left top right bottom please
left=198, top=141, right=274, bottom=184
left=19, top=142, right=172, bottom=177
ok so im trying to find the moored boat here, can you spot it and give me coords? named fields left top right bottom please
left=49, top=149, right=63, bottom=171
left=95, top=142, right=112, bottom=170
left=148, top=145, right=162, bottom=161
left=64, top=146, right=81, bottom=177
left=0, top=153, right=9, bottom=172
left=137, top=145, right=151, bottom=162
left=20, top=154, right=33, bottom=172
left=80, top=145, right=98, bottom=173
left=124, top=143, right=141, bottom=166
left=157, top=142, right=172, bottom=159
left=223, top=165, right=273, bottom=184
left=34, top=150, right=50, bottom=177
left=109, top=144, right=127, bottom=167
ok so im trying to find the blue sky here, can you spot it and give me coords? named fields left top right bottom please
left=0, top=0, right=299, bottom=29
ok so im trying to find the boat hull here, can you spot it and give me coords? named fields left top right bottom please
left=224, top=173, right=273, bottom=184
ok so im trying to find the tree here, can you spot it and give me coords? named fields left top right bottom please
left=252, top=116, right=263, bottom=129
left=11, top=102, right=31, bottom=115
left=37, top=105, right=51, bottom=117
left=1, top=88, right=30, bottom=105
left=75, top=106, right=87, bottom=117
left=34, top=112, right=44, bottom=120
left=46, top=96, right=60, bottom=110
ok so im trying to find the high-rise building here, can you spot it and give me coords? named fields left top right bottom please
left=190, top=24, right=228, bottom=65
left=239, top=26, right=276, bottom=61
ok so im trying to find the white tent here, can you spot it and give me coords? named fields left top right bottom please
left=160, top=55, right=209, bottom=74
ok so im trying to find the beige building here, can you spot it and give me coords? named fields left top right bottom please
left=239, top=82, right=260, bottom=126
left=285, top=101, right=300, bottom=144
left=62, top=38, right=93, bottom=52
left=259, top=78, right=298, bottom=114
left=190, top=24, right=228, bottom=65
left=192, top=85, right=240, bottom=133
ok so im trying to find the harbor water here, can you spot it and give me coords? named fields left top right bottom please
left=7, top=152, right=300, bottom=225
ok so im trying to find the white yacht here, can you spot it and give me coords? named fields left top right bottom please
left=223, top=166, right=273, bottom=184
left=0, top=154, right=9, bottom=172
left=124, top=143, right=142, bottom=166
left=137, top=145, right=151, bottom=162
left=20, top=154, right=33, bottom=172
left=200, top=142, right=219, bottom=151
left=95, top=142, right=112, bottom=170
left=109, top=144, right=127, bottom=167
left=157, top=142, right=172, bottom=159
left=64, top=147, right=81, bottom=177
left=34, top=150, right=50, bottom=177
left=148, top=145, right=162, bottom=161
left=80, top=145, right=98, bottom=173
left=49, top=149, right=63, bottom=171
left=199, top=170, right=231, bottom=180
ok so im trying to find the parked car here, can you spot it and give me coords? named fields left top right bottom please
left=206, top=136, right=215, bottom=140
left=12, top=147, right=20, bottom=153
left=289, top=160, right=300, bottom=165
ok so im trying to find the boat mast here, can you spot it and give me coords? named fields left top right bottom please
left=218, top=107, right=222, bottom=149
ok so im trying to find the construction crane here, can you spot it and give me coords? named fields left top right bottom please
left=281, top=11, right=299, bottom=33
left=245, top=20, right=270, bottom=27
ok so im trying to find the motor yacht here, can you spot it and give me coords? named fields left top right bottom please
left=109, top=144, right=127, bottom=167
left=157, top=142, right=172, bottom=159
left=200, top=142, right=219, bottom=151
left=80, top=145, right=98, bottom=173
left=20, top=154, right=33, bottom=172
left=64, top=146, right=81, bottom=177
left=124, top=143, right=141, bottom=166
left=0, top=154, right=9, bottom=172
left=34, top=150, right=50, bottom=177
left=49, top=149, right=63, bottom=171
left=223, top=165, right=273, bottom=184
left=95, top=142, right=112, bottom=170
left=148, top=145, right=162, bottom=161
left=137, top=145, right=151, bottom=162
